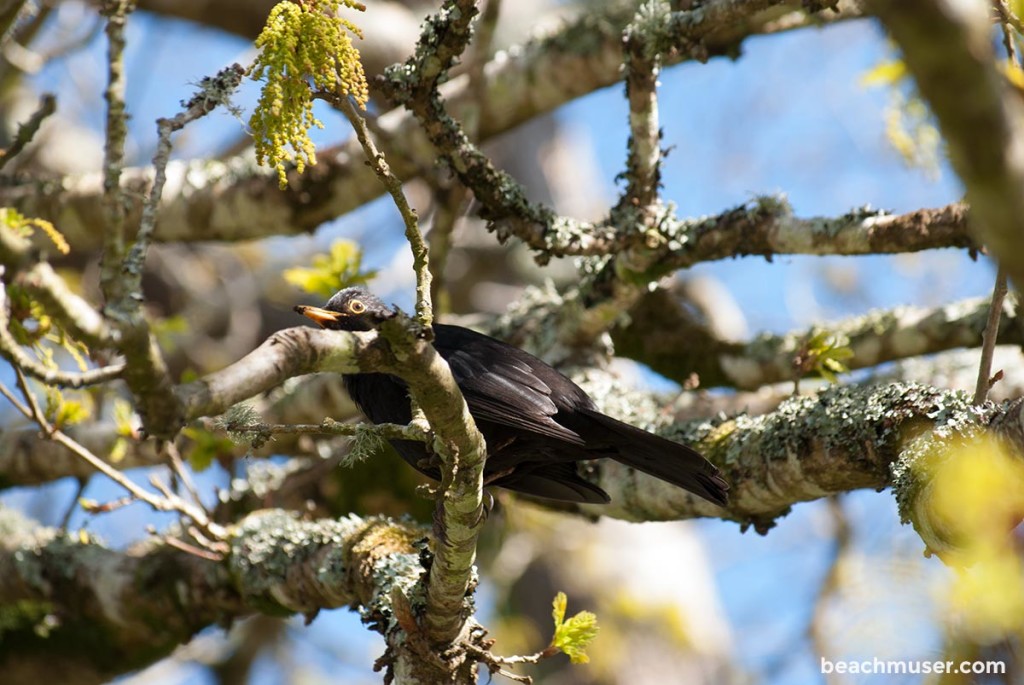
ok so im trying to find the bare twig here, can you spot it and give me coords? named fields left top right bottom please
left=329, top=94, right=433, bottom=330
left=974, top=6, right=1023, bottom=405
left=995, top=0, right=1024, bottom=45
left=0, top=370, right=226, bottom=541
left=58, top=478, right=89, bottom=530
left=973, top=266, right=1009, bottom=404
left=164, top=441, right=203, bottom=510
left=123, top=64, right=244, bottom=300
left=163, top=534, right=225, bottom=561
left=463, top=641, right=562, bottom=684
left=0, top=92, right=55, bottom=170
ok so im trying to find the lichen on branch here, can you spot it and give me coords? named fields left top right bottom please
left=249, top=0, right=369, bottom=188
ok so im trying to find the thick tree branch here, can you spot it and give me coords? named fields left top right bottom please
left=869, top=0, right=1024, bottom=286
left=182, top=315, right=487, bottom=648
left=0, top=508, right=435, bottom=685
left=581, top=380, right=1004, bottom=534
left=374, top=315, right=488, bottom=648
left=175, top=326, right=376, bottom=421
left=487, top=201, right=973, bottom=356
left=615, top=289, right=1019, bottom=389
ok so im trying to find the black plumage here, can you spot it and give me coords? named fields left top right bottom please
left=295, top=287, right=728, bottom=506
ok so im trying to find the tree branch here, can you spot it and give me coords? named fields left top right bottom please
left=580, top=379, right=1003, bottom=534
left=869, top=0, right=1024, bottom=286
left=0, top=92, right=55, bottom=170
left=614, top=289, right=1018, bottom=389
left=0, top=508, right=431, bottom=685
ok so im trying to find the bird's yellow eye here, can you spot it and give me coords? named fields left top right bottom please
left=349, top=300, right=366, bottom=314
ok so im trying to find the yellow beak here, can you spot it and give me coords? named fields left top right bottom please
left=294, top=304, right=343, bottom=328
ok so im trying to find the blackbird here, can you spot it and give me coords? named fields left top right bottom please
left=295, top=287, right=728, bottom=506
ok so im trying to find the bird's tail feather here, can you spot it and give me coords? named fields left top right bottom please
left=577, top=409, right=729, bottom=506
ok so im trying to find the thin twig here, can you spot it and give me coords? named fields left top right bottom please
left=163, top=535, right=225, bottom=561
left=165, top=441, right=203, bottom=510
left=973, top=266, right=1009, bottom=404
left=0, top=372, right=226, bottom=540
left=327, top=93, right=434, bottom=330
left=425, top=0, right=501, bottom=311
left=12, top=365, right=50, bottom=432
left=123, top=64, right=244, bottom=301
left=463, top=642, right=562, bottom=684
left=0, top=92, right=55, bottom=170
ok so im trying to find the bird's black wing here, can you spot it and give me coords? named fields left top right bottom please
left=435, top=325, right=588, bottom=446
left=492, top=461, right=611, bottom=504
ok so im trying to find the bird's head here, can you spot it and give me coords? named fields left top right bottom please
left=294, top=287, right=393, bottom=331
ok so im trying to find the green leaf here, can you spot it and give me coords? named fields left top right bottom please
left=803, top=329, right=853, bottom=385
left=283, top=239, right=377, bottom=298
left=550, top=592, right=599, bottom=665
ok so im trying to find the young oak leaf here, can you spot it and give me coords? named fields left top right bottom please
left=550, top=592, right=599, bottom=665
left=283, top=239, right=377, bottom=298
